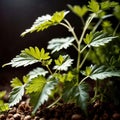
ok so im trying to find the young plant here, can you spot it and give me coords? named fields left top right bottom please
left=3, top=0, right=120, bottom=114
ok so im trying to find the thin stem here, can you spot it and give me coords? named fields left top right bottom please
left=80, top=45, right=88, bottom=54
left=92, top=19, right=102, bottom=33
left=79, top=76, right=89, bottom=85
left=76, top=13, right=96, bottom=72
left=63, top=19, right=79, bottom=44
left=113, top=22, right=120, bottom=36
left=72, top=43, right=80, bottom=53
left=79, top=48, right=90, bottom=69
left=92, top=14, right=113, bottom=33
left=46, top=65, right=53, bottom=75
left=79, top=13, right=96, bottom=44
left=47, top=95, right=62, bottom=108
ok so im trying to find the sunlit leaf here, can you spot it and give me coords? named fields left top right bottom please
left=47, top=37, right=74, bottom=53
left=26, top=76, right=46, bottom=94
left=0, top=91, right=6, bottom=99
left=0, top=103, right=9, bottom=113
left=83, top=65, right=120, bottom=80
left=53, top=55, right=73, bottom=71
left=88, top=31, right=117, bottom=47
left=28, top=67, right=48, bottom=80
left=84, top=32, right=93, bottom=44
left=68, top=5, right=88, bottom=17
left=11, top=77, right=23, bottom=88
left=21, top=11, right=69, bottom=36
left=101, top=1, right=118, bottom=10
left=88, top=0, right=99, bottom=13
left=3, top=47, right=50, bottom=68
left=29, top=81, right=56, bottom=114
left=9, top=86, right=25, bottom=107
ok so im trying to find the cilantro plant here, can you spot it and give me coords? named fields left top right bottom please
left=3, top=0, right=120, bottom=114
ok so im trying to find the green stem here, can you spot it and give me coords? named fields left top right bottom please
left=79, top=76, right=89, bottom=85
left=46, top=65, right=53, bottom=75
left=64, top=19, right=79, bottom=44
left=79, top=13, right=96, bottom=45
left=113, top=22, right=120, bottom=36
left=79, top=48, right=90, bottom=69
left=47, top=95, right=62, bottom=108
left=92, top=14, right=113, bottom=33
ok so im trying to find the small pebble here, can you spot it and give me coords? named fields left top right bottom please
left=112, top=113, right=120, bottom=120
left=71, top=114, right=82, bottom=120
left=24, top=115, right=31, bottom=120
left=13, top=113, right=21, bottom=120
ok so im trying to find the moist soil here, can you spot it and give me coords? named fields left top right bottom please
left=0, top=96, right=120, bottom=120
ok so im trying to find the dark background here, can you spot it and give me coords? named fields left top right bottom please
left=0, top=0, right=87, bottom=89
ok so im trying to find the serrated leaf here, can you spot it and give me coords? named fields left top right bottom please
left=47, top=37, right=74, bottom=53
left=88, top=0, right=100, bottom=13
left=101, top=1, right=118, bottom=10
left=28, top=67, right=48, bottom=80
left=53, top=55, right=73, bottom=71
left=29, top=81, right=56, bottom=114
left=75, top=83, right=89, bottom=111
left=23, top=75, right=29, bottom=84
left=3, top=53, right=39, bottom=68
left=26, top=76, right=46, bottom=94
left=63, top=82, right=89, bottom=111
left=84, top=32, right=93, bottom=44
left=55, top=55, right=64, bottom=66
left=88, top=31, right=117, bottom=47
left=11, top=77, right=23, bottom=88
left=3, top=47, right=50, bottom=68
left=24, top=47, right=50, bottom=60
left=9, top=86, right=25, bottom=107
left=68, top=5, right=88, bottom=17
left=21, top=11, right=69, bottom=36
left=89, top=65, right=120, bottom=80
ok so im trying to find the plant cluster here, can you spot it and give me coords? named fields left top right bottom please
left=2, top=0, right=120, bottom=115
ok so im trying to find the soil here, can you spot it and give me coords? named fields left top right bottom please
left=0, top=96, right=120, bottom=120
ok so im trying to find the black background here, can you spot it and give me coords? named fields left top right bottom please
left=0, top=0, right=87, bottom=88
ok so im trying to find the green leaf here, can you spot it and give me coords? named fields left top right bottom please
left=68, top=5, right=88, bottom=17
left=0, top=91, right=6, bottom=99
left=3, top=53, right=39, bottom=68
left=53, top=55, right=73, bottom=71
left=84, top=32, right=93, bottom=44
left=9, top=86, right=25, bottom=107
left=24, top=47, right=50, bottom=60
left=11, top=77, right=23, bottom=88
left=63, top=82, right=89, bottom=111
left=89, top=65, right=120, bottom=80
left=101, top=1, right=118, bottom=10
left=114, top=5, right=120, bottom=20
left=88, top=0, right=100, bottom=13
left=26, top=76, right=46, bottom=94
left=21, top=11, right=69, bottom=36
left=55, top=55, right=64, bottom=66
left=29, top=81, right=56, bottom=114
left=0, top=103, right=9, bottom=113
left=28, top=67, right=48, bottom=80
left=3, top=47, right=50, bottom=68
left=88, top=31, right=117, bottom=47
left=47, top=37, right=74, bottom=53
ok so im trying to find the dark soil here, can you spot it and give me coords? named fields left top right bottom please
left=0, top=96, right=120, bottom=120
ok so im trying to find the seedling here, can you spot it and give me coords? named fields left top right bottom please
left=3, top=0, right=120, bottom=114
